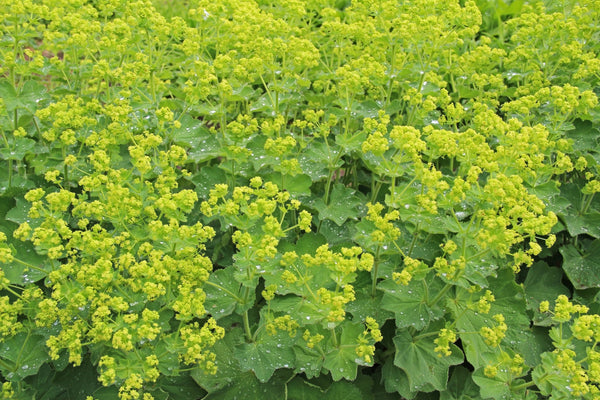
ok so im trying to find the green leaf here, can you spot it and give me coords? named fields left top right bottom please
left=191, top=328, right=245, bottom=393
left=335, top=130, right=367, bottom=153
left=392, top=326, right=463, bottom=392
left=560, top=240, right=600, bottom=289
left=299, top=141, right=342, bottom=181
left=0, top=138, right=37, bottom=160
left=235, top=330, right=296, bottom=382
left=152, top=375, right=207, bottom=399
left=311, top=183, right=362, bottom=226
left=0, top=80, right=48, bottom=114
left=293, top=342, right=325, bottom=379
left=323, top=380, right=363, bottom=400
left=322, top=321, right=365, bottom=381
left=265, top=172, right=313, bottom=196
left=471, top=367, right=512, bottom=400
left=567, top=119, right=600, bottom=153
left=532, top=352, right=572, bottom=398
left=346, top=282, right=394, bottom=326
left=448, top=268, right=537, bottom=369
left=287, top=376, right=325, bottom=399
left=173, top=115, right=220, bottom=163
left=45, top=358, right=103, bottom=399
left=381, top=359, right=423, bottom=399
left=378, top=274, right=445, bottom=330
left=190, top=166, right=227, bottom=199
left=203, top=267, right=246, bottom=320
left=203, top=369, right=291, bottom=400
left=441, top=366, right=480, bottom=400
left=0, top=222, right=49, bottom=285
left=523, top=262, right=570, bottom=326
left=562, top=212, right=600, bottom=239
left=6, top=197, right=39, bottom=225
left=0, top=332, right=50, bottom=380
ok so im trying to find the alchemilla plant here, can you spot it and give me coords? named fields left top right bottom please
left=1, top=0, right=600, bottom=398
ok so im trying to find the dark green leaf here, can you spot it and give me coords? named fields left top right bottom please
left=441, top=366, right=480, bottom=400
left=235, top=330, right=296, bottom=382
left=381, top=359, right=423, bottom=399
left=152, top=374, right=207, bottom=400
left=379, top=274, right=445, bottom=330
left=560, top=240, right=600, bottom=289
left=287, top=376, right=325, bottom=399
left=203, top=369, right=291, bottom=400
left=563, top=212, right=600, bottom=239
left=323, top=380, right=363, bottom=400
left=346, top=283, right=394, bottom=326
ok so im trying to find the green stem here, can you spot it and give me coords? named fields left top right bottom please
left=428, top=282, right=453, bottom=308
left=243, top=310, right=252, bottom=342
left=510, top=379, right=539, bottom=392
left=371, top=245, right=381, bottom=297
left=242, top=285, right=253, bottom=341
left=330, top=327, right=338, bottom=348
left=582, top=193, right=595, bottom=214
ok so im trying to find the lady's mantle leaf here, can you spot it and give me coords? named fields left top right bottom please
left=322, top=321, right=365, bottom=381
left=562, top=212, right=600, bottom=239
left=531, top=352, right=572, bottom=398
left=523, top=262, right=569, bottom=326
left=204, top=267, right=248, bottom=320
left=448, top=268, right=538, bottom=369
left=381, top=358, right=434, bottom=399
left=471, top=368, right=512, bottom=400
left=311, top=183, right=363, bottom=226
left=0, top=223, right=48, bottom=285
left=560, top=239, right=600, bottom=289
left=191, top=328, right=245, bottom=394
left=392, top=326, right=463, bottom=392
left=0, top=332, right=50, bottom=380
left=203, top=370, right=290, bottom=400
left=440, top=366, right=480, bottom=400
left=378, top=274, right=445, bottom=330
left=235, top=330, right=296, bottom=382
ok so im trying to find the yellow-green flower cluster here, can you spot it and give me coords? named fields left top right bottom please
left=355, top=317, right=383, bottom=364
left=480, top=314, right=507, bottom=347
left=434, top=328, right=457, bottom=357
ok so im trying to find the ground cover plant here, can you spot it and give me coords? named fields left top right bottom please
left=1, top=0, right=600, bottom=398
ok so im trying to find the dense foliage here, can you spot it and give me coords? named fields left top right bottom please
left=1, top=0, right=600, bottom=398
